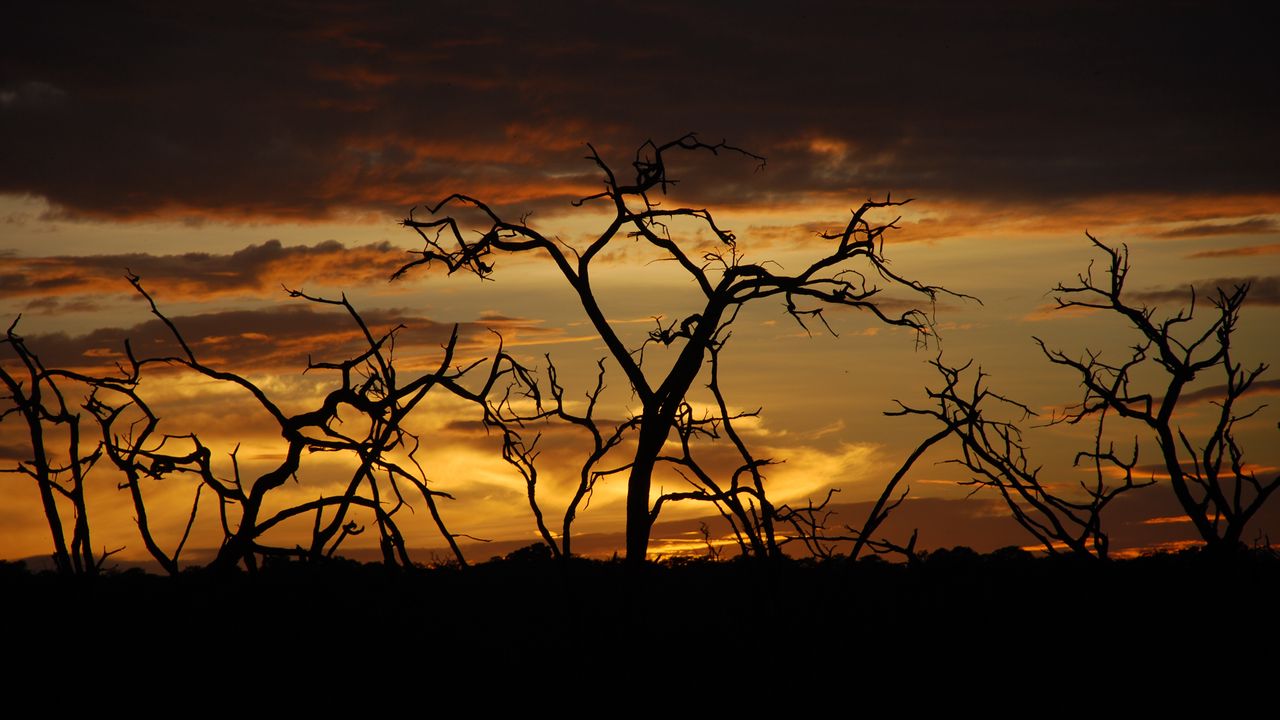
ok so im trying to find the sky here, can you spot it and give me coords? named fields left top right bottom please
left=3, top=1, right=1278, bottom=566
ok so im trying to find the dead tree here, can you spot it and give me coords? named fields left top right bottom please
left=397, top=134, right=962, bottom=563
left=1, top=320, right=104, bottom=574
left=474, top=353, right=638, bottom=559
left=487, top=322, right=807, bottom=560
left=473, top=306, right=795, bottom=560
left=645, top=323, right=792, bottom=558
left=891, top=358, right=1153, bottom=559
left=84, top=276, right=484, bottom=572
left=1037, top=234, right=1278, bottom=551
left=770, top=420, right=949, bottom=563
left=80, top=383, right=207, bottom=575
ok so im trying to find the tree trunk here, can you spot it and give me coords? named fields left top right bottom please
left=625, top=421, right=669, bottom=564
left=623, top=307, right=727, bottom=565
left=27, top=413, right=73, bottom=575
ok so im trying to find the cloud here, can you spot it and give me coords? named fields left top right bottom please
left=865, top=195, right=1280, bottom=245
left=1159, top=218, right=1278, bottom=239
left=0, top=441, right=36, bottom=463
left=1179, top=378, right=1280, bottom=404
left=0, top=240, right=412, bottom=300
left=1021, top=302, right=1102, bottom=323
left=1129, top=463, right=1172, bottom=481
left=21, top=296, right=104, bottom=314
left=13, top=303, right=558, bottom=373
left=0, top=80, right=67, bottom=110
left=1141, top=515, right=1191, bottom=525
left=1129, top=276, right=1280, bottom=306
left=1187, top=242, right=1280, bottom=259
left=2, top=2, right=1278, bottom=222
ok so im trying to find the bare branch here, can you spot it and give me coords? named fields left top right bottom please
left=394, top=136, right=967, bottom=563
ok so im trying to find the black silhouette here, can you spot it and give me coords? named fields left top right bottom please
left=898, top=234, right=1277, bottom=557
left=773, top=425, right=952, bottom=563
left=476, top=324, right=823, bottom=560
left=395, top=134, right=961, bottom=563
left=1, top=320, right=103, bottom=574
left=891, top=357, right=1150, bottom=559
left=1037, top=235, right=1277, bottom=551
left=56, top=276, right=514, bottom=572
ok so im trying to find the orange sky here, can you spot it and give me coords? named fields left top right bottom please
left=2, top=2, right=1278, bottom=567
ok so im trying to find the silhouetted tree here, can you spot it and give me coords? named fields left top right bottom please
left=891, top=357, right=1151, bottom=559
left=82, top=379, right=206, bottom=576
left=896, top=234, right=1278, bottom=558
left=479, top=326, right=783, bottom=560
left=771, top=422, right=949, bottom=563
left=474, top=353, right=634, bottom=559
left=1, top=320, right=104, bottom=574
left=647, top=327, right=785, bottom=557
left=396, top=134, right=962, bottom=563
left=73, top=276, right=494, bottom=572
left=1037, top=235, right=1277, bottom=551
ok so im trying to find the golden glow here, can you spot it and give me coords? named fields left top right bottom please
left=4, top=185, right=1278, bottom=565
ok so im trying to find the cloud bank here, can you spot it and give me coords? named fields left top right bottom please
left=3, top=2, right=1277, bottom=222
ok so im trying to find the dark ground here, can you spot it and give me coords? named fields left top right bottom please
left=6, top=546, right=1278, bottom=696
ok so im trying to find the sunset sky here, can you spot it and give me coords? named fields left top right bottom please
left=3, top=1, right=1278, bottom=566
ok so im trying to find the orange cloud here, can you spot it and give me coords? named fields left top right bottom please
left=1187, top=242, right=1280, bottom=259
left=1159, top=218, right=1277, bottom=239
left=313, top=64, right=398, bottom=90
left=1142, top=516, right=1192, bottom=525
left=1128, top=276, right=1280, bottom=306
left=1020, top=302, right=1103, bottom=322
left=9, top=304, right=558, bottom=374
left=896, top=195, right=1280, bottom=243
left=0, top=240, right=411, bottom=302
left=1180, top=378, right=1280, bottom=404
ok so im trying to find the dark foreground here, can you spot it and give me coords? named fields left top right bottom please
left=7, top=547, right=1278, bottom=691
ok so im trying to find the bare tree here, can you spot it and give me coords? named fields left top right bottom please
left=396, top=134, right=962, bottom=563
left=894, top=234, right=1277, bottom=559
left=648, top=327, right=785, bottom=558
left=81, top=382, right=207, bottom=576
left=473, top=353, right=638, bottom=559
left=891, top=357, right=1152, bottom=559
left=74, top=276, right=490, bottom=572
left=1037, top=234, right=1277, bottom=551
left=474, top=322, right=789, bottom=561
left=770, top=421, right=948, bottom=564
left=1, top=320, right=105, bottom=574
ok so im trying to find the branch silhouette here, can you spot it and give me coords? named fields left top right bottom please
left=396, top=133, right=967, bottom=563
left=1, top=319, right=105, bottom=574
left=54, top=277, right=495, bottom=572
left=1034, top=234, right=1277, bottom=550
left=891, top=357, right=1152, bottom=559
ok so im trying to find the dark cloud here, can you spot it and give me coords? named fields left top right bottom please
left=1187, top=242, right=1280, bottom=259
left=0, top=240, right=410, bottom=300
left=0, top=81, right=68, bottom=110
left=1160, top=218, right=1278, bottom=239
left=1130, top=276, right=1280, bottom=306
left=14, top=303, right=554, bottom=372
left=3, top=1, right=1278, bottom=222
left=1180, top=378, right=1280, bottom=404
left=0, top=441, right=36, bottom=463
left=21, top=296, right=104, bottom=314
